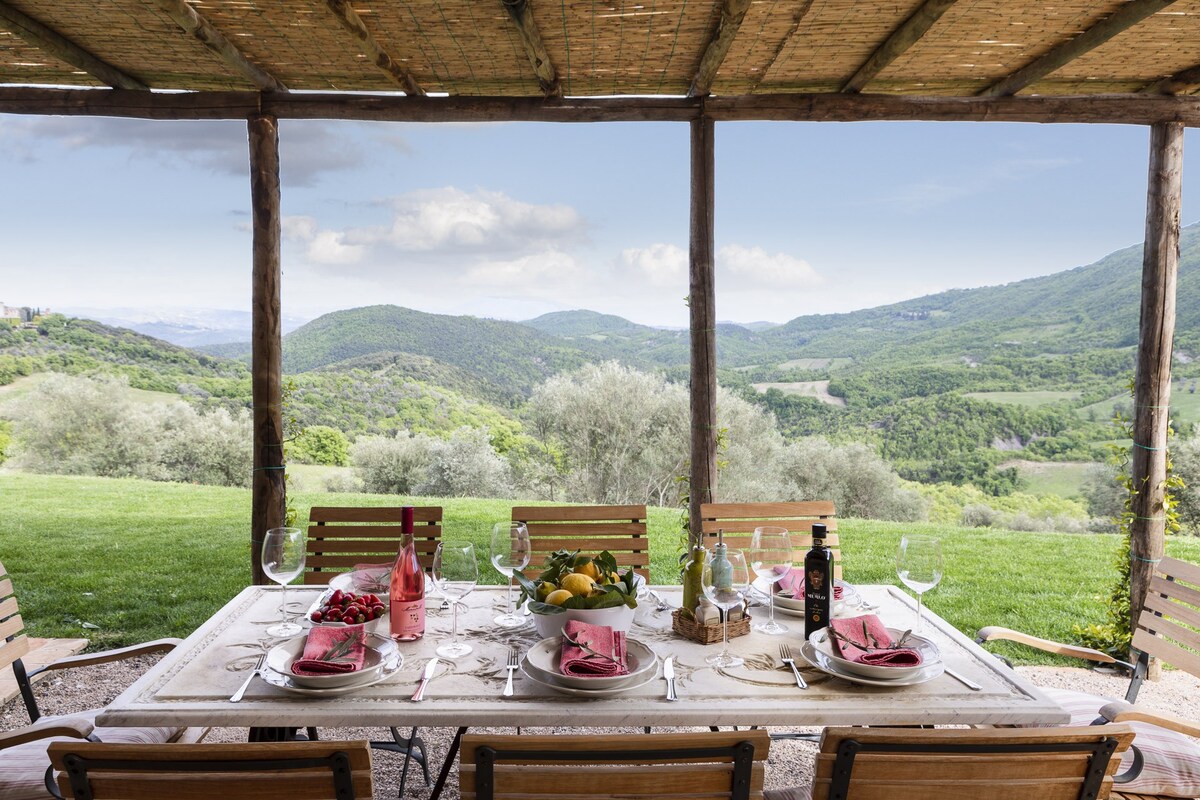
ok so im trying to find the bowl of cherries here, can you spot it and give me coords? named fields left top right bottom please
left=306, top=589, right=388, bottom=633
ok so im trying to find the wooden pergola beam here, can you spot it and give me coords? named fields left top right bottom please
left=501, top=0, right=561, bottom=98
left=151, top=0, right=286, bottom=93
left=842, top=0, right=957, bottom=94
left=981, top=0, right=1177, bottom=97
left=1129, top=121, right=1183, bottom=649
left=325, top=0, right=423, bottom=96
left=689, top=0, right=751, bottom=98
left=1142, top=64, right=1200, bottom=96
left=248, top=113, right=286, bottom=585
left=4, top=88, right=1200, bottom=126
left=745, top=1, right=815, bottom=94
left=0, top=2, right=147, bottom=90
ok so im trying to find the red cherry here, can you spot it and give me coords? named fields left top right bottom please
left=310, top=610, right=323, bottom=622
left=341, top=613, right=358, bottom=625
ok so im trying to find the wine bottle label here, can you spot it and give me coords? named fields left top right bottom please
left=390, top=598, right=425, bottom=639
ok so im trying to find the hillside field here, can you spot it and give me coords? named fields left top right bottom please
left=5, top=472, right=1200, bottom=666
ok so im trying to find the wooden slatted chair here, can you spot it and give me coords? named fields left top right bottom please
left=0, top=560, right=206, bottom=800
left=460, top=730, right=769, bottom=800
left=976, top=555, right=1200, bottom=800
left=48, top=741, right=373, bottom=800
left=701, top=502, right=840, bottom=581
left=511, top=505, right=651, bottom=581
left=763, top=725, right=1135, bottom=800
left=302, top=506, right=442, bottom=792
left=304, top=505, right=443, bottom=584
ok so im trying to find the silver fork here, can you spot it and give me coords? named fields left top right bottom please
left=503, top=647, right=519, bottom=697
left=779, top=643, right=807, bottom=690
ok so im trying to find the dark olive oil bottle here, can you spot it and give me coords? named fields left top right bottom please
left=804, top=523, right=834, bottom=638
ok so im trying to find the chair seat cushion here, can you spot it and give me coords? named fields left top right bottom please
left=0, top=708, right=182, bottom=800
left=1041, top=687, right=1200, bottom=798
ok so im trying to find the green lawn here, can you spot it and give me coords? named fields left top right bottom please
left=963, top=390, right=1080, bottom=408
left=5, top=471, right=1200, bottom=665
left=1001, top=460, right=1094, bottom=498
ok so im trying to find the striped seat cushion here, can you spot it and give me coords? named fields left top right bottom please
left=0, top=709, right=182, bottom=800
left=1041, top=687, right=1200, bottom=798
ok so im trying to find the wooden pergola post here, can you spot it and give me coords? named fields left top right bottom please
left=248, top=112, right=286, bottom=585
left=1129, top=120, right=1183, bottom=642
left=688, top=113, right=717, bottom=547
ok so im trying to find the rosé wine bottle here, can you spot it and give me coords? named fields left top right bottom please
left=390, top=506, right=426, bottom=641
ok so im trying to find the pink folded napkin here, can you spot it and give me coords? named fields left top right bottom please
left=291, top=624, right=367, bottom=676
left=559, top=620, right=629, bottom=678
left=776, top=567, right=844, bottom=600
left=828, top=614, right=922, bottom=667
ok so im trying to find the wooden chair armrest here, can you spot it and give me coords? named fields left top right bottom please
left=33, top=638, right=182, bottom=675
left=1101, top=701, right=1200, bottom=738
left=974, top=626, right=1116, bottom=664
left=0, top=716, right=94, bottom=750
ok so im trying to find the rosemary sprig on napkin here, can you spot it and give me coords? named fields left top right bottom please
left=319, top=629, right=366, bottom=663
left=561, top=631, right=623, bottom=664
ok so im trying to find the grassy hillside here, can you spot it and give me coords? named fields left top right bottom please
left=7, top=472, right=1200, bottom=665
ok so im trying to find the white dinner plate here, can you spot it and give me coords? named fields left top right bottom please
left=809, top=626, right=940, bottom=681
left=519, top=660, right=659, bottom=697
left=265, top=631, right=395, bottom=688
left=752, top=578, right=860, bottom=611
left=524, top=636, right=658, bottom=690
left=800, top=641, right=943, bottom=688
left=260, top=649, right=404, bottom=697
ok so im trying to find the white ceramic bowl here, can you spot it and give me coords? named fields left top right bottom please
left=305, top=588, right=388, bottom=634
left=265, top=631, right=396, bottom=688
left=523, top=635, right=658, bottom=689
left=532, top=603, right=636, bottom=639
left=807, top=626, right=940, bottom=681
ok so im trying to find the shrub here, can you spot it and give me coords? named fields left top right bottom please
left=777, top=437, right=927, bottom=522
left=7, top=373, right=251, bottom=487
left=1081, top=462, right=1126, bottom=520
left=351, top=432, right=433, bottom=494
left=418, top=427, right=512, bottom=498
left=323, top=471, right=363, bottom=494
left=1171, top=436, right=1200, bottom=534
left=960, top=503, right=1000, bottom=528
left=291, top=425, right=351, bottom=466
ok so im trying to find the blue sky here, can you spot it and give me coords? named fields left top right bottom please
left=1, top=114, right=1197, bottom=327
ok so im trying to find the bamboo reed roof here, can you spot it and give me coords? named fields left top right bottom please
left=2, top=0, right=1200, bottom=102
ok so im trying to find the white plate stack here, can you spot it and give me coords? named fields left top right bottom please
left=520, top=636, right=659, bottom=697
left=261, top=632, right=403, bottom=696
left=801, top=626, right=944, bottom=687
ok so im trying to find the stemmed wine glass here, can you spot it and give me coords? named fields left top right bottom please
left=896, top=535, right=943, bottom=632
left=432, top=542, right=478, bottom=659
left=749, top=526, right=792, bottom=635
left=261, top=527, right=306, bottom=637
left=490, top=522, right=531, bottom=628
left=703, top=549, right=750, bottom=668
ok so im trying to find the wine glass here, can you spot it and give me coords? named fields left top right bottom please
left=748, top=526, right=792, bottom=635
left=432, top=542, right=478, bottom=659
left=896, top=535, right=943, bottom=632
left=261, top=527, right=306, bottom=637
left=490, top=522, right=530, bottom=628
left=702, top=549, right=750, bottom=668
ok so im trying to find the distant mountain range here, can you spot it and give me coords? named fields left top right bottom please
left=63, top=307, right=310, bottom=348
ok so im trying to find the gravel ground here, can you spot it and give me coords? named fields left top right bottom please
left=6, top=657, right=1199, bottom=799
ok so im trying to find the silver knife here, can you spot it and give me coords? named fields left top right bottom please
left=412, top=657, right=440, bottom=701
left=663, top=656, right=678, bottom=701
left=230, top=654, right=265, bottom=703
left=943, top=665, right=982, bottom=691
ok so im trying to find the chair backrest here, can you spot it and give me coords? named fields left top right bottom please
left=0, top=560, right=29, bottom=674
left=810, top=725, right=1134, bottom=800
left=459, top=730, right=769, bottom=800
left=49, top=740, right=374, bottom=800
left=700, top=502, right=841, bottom=581
left=1134, top=555, right=1200, bottom=681
left=511, top=505, right=651, bottom=581
left=304, top=506, right=442, bottom=584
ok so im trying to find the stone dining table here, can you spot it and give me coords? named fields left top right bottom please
left=98, top=583, right=1067, bottom=731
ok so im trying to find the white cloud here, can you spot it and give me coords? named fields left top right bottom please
left=718, top=244, right=822, bottom=289
left=618, top=243, right=687, bottom=287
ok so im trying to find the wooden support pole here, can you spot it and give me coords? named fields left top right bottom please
left=688, top=114, right=717, bottom=548
left=1129, top=121, right=1183, bottom=652
left=248, top=113, right=286, bottom=585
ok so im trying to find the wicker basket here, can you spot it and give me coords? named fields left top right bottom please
left=671, top=608, right=751, bottom=644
